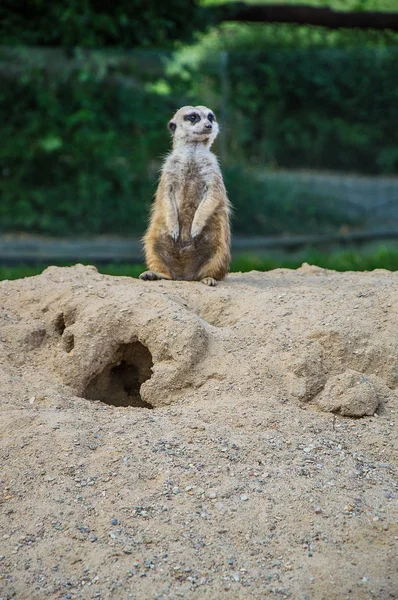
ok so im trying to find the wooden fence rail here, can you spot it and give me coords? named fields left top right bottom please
left=1, top=228, right=398, bottom=265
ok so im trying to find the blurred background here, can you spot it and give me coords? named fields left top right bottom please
left=1, top=0, right=398, bottom=279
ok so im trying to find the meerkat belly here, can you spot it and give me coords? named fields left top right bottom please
left=177, top=177, right=204, bottom=237
left=154, top=208, right=216, bottom=281
left=155, top=233, right=214, bottom=281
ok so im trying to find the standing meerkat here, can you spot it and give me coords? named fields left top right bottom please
left=139, top=105, right=231, bottom=286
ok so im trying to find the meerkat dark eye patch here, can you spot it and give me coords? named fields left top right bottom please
left=185, top=113, right=200, bottom=123
left=208, top=113, right=215, bottom=122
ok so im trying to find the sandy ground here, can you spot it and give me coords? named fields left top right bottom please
left=0, top=264, right=397, bottom=600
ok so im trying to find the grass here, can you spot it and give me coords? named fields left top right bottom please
left=232, top=245, right=398, bottom=273
left=1, top=245, right=398, bottom=282
left=0, top=263, right=144, bottom=281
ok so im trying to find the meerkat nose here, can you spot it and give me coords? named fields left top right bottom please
left=205, top=123, right=213, bottom=130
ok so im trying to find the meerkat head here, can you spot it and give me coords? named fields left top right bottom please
left=168, top=105, right=219, bottom=149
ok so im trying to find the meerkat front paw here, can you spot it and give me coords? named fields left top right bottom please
left=201, top=277, right=217, bottom=286
left=191, top=225, right=203, bottom=240
left=169, top=225, right=180, bottom=241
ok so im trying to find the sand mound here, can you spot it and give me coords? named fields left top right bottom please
left=1, top=264, right=397, bottom=415
left=0, top=265, right=397, bottom=599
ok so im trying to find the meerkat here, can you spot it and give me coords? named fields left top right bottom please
left=139, top=105, right=231, bottom=286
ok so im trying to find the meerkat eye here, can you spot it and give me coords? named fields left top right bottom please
left=208, top=113, right=215, bottom=122
left=185, top=113, right=199, bottom=123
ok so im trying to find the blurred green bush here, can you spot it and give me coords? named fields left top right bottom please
left=0, top=44, right=396, bottom=236
left=0, top=0, right=205, bottom=48
left=193, top=47, right=398, bottom=174
left=224, top=167, right=358, bottom=235
left=0, top=51, right=174, bottom=235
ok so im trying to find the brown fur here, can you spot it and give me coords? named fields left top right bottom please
left=140, top=105, right=231, bottom=286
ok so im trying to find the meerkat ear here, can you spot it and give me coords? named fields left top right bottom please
left=168, top=120, right=177, bottom=133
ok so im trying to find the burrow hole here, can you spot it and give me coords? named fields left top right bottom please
left=55, top=312, right=75, bottom=352
left=54, top=313, right=66, bottom=336
left=83, top=342, right=153, bottom=408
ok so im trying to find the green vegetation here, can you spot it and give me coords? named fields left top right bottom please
left=0, top=51, right=173, bottom=235
left=0, top=45, right=395, bottom=236
left=0, top=263, right=144, bottom=282
left=0, top=0, right=206, bottom=48
left=232, top=245, right=398, bottom=272
left=2, top=245, right=398, bottom=281
left=226, top=167, right=360, bottom=235
left=218, top=47, right=398, bottom=172
left=175, top=21, right=398, bottom=173
left=0, top=0, right=397, bottom=238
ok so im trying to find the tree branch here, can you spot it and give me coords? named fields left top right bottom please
left=208, top=3, right=398, bottom=31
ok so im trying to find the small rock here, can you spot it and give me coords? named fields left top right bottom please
left=111, top=519, right=118, bottom=525
left=240, top=495, right=249, bottom=501
left=317, top=370, right=387, bottom=417
left=79, top=526, right=89, bottom=533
